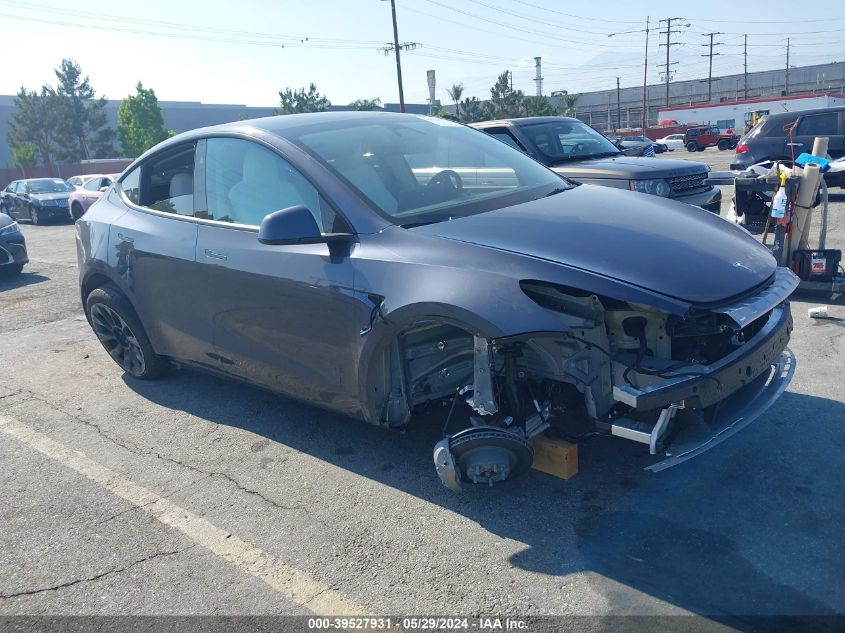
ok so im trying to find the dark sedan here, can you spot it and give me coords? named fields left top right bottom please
left=1, top=178, right=75, bottom=224
left=77, top=112, right=796, bottom=491
left=0, top=212, right=27, bottom=276
left=472, top=117, right=721, bottom=212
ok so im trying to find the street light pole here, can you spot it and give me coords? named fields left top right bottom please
left=608, top=18, right=653, bottom=132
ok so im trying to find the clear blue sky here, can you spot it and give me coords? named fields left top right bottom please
left=2, top=0, right=845, bottom=107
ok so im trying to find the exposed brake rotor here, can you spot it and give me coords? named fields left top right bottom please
left=433, top=426, right=534, bottom=491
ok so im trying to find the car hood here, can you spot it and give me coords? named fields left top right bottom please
left=550, top=155, right=707, bottom=180
left=413, top=185, right=775, bottom=305
left=29, top=192, right=72, bottom=202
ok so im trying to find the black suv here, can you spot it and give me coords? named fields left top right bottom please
left=731, top=106, right=845, bottom=186
left=473, top=117, right=721, bottom=212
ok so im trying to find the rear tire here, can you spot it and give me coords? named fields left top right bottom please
left=0, top=263, right=24, bottom=277
left=85, top=285, right=167, bottom=379
left=717, top=139, right=730, bottom=151
left=686, top=141, right=698, bottom=152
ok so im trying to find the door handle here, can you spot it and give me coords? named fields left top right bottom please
left=116, top=233, right=134, bottom=243
left=204, top=249, right=228, bottom=261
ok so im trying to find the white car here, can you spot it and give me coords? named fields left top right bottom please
left=656, top=133, right=685, bottom=151
left=66, top=174, right=100, bottom=189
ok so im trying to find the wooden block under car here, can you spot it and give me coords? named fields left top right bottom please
left=530, top=434, right=578, bottom=479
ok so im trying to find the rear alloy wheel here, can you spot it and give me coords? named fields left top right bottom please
left=86, top=285, right=166, bottom=379
left=71, top=202, right=84, bottom=221
left=30, top=206, right=41, bottom=225
left=686, top=141, right=698, bottom=152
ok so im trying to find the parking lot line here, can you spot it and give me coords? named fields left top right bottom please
left=0, top=415, right=369, bottom=616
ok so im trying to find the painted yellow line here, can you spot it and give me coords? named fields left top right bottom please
left=0, top=416, right=368, bottom=616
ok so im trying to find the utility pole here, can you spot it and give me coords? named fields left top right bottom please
left=616, top=77, right=621, bottom=133
left=785, top=38, right=791, bottom=95
left=378, top=0, right=418, bottom=113
left=658, top=17, right=685, bottom=108
left=743, top=34, right=748, bottom=99
left=701, top=32, right=723, bottom=103
left=608, top=18, right=654, bottom=132
left=642, top=16, right=649, bottom=131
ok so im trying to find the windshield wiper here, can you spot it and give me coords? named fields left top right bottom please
left=586, top=152, right=623, bottom=159
left=535, top=187, right=569, bottom=200
left=400, top=219, right=444, bottom=228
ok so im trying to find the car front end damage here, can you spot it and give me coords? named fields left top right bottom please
left=429, top=268, right=798, bottom=491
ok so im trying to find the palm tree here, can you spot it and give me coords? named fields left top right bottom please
left=447, top=83, right=464, bottom=119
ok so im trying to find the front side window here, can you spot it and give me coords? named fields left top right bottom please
left=202, top=138, right=337, bottom=230
left=292, top=116, right=567, bottom=225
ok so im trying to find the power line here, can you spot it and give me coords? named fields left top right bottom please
left=417, top=0, right=645, bottom=48
left=508, top=0, right=642, bottom=24
left=462, top=0, right=644, bottom=36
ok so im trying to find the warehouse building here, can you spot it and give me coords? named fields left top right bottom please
left=552, top=61, right=845, bottom=132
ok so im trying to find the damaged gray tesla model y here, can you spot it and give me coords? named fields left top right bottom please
left=76, top=112, right=797, bottom=491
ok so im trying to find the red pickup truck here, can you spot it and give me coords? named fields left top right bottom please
left=684, top=126, right=739, bottom=152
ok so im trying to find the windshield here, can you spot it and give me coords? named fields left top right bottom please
left=292, top=115, right=569, bottom=225
left=517, top=120, right=621, bottom=164
left=25, top=179, right=74, bottom=194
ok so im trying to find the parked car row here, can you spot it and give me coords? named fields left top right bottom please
left=0, top=174, right=118, bottom=225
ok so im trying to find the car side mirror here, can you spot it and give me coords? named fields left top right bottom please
left=99, top=186, right=109, bottom=193
left=258, top=205, right=354, bottom=245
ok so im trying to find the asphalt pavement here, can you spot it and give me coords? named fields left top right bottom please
left=1, top=150, right=844, bottom=625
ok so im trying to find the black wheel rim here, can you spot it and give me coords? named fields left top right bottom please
left=90, top=303, right=146, bottom=376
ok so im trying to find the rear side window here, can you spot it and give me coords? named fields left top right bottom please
left=486, top=129, right=525, bottom=151
left=761, top=116, right=796, bottom=137
left=120, top=168, right=141, bottom=205
left=796, top=112, right=839, bottom=136
left=142, top=146, right=195, bottom=215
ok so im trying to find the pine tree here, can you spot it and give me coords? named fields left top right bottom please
left=50, top=59, right=115, bottom=161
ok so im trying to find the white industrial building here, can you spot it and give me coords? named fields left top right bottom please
left=658, top=93, right=845, bottom=133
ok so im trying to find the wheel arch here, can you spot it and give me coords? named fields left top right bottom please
left=355, top=302, right=505, bottom=428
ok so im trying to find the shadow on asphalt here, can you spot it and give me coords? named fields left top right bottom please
left=0, top=271, right=49, bottom=290
left=124, top=371, right=845, bottom=621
